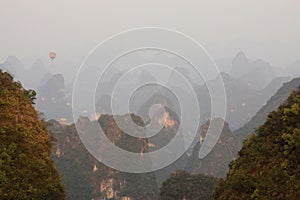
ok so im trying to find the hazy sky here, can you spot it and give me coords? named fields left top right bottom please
left=0, top=0, right=299, bottom=67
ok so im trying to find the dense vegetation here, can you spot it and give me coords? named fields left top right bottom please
left=213, top=86, right=300, bottom=199
left=160, top=170, right=219, bottom=200
left=0, top=70, right=65, bottom=199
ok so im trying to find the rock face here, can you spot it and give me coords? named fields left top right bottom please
left=187, top=119, right=240, bottom=178
left=49, top=114, right=159, bottom=200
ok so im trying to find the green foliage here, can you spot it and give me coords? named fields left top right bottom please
left=24, top=89, right=37, bottom=103
left=160, top=170, right=219, bottom=200
left=0, top=70, right=66, bottom=200
left=213, top=86, right=300, bottom=200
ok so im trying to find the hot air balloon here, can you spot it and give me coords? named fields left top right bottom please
left=49, top=51, right=56, bottom=60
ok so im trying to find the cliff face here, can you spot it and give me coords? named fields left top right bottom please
left=187, top=119, right=240, bottom=178
left=50, top=114, right=159, bottom=200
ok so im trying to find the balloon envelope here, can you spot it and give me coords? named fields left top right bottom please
left=49, top=52, right=56, bottom=60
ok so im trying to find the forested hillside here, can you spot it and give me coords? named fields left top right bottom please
left=160, top=170, right=219, bottom=200
left=213, top=86, right=300, bottom=199
left=0, top=70, right=65, bottom=199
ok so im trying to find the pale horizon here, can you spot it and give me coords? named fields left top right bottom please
left=1, top=0, right=300, bottom=67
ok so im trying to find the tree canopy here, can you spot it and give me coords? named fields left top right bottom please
left=0, top=70, right=65, bottom=199
left=160, top=170, right=219, bottom=200
left=213, top=86, right=300, bottom=199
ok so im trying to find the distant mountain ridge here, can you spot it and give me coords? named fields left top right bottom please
left=213, top=81, right=300, bottom=199
left=36, top=73, right=72, bottom=122
left=195, top=72, right=281, bottom=130
left=230, top=51, right=276, bottom=90
left=235, top=77, right=300, bottom=142
left=0, top=56, right=49, bottom=89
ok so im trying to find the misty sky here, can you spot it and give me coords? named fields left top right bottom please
left=0, top=0, right=299, bottom=67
